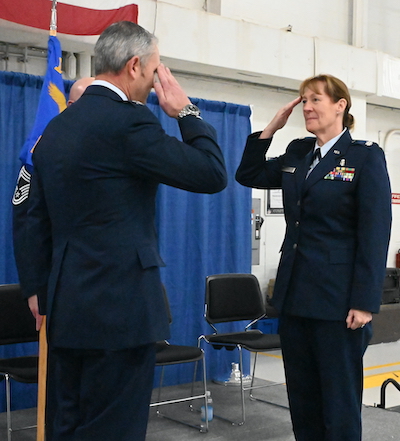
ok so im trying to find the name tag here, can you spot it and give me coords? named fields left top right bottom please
left=282, top=166, right=296, bottom=173
left=324, top=167, right=355, bottom=182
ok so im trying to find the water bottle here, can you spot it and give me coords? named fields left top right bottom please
left=201, top=390, right=213, bottom=422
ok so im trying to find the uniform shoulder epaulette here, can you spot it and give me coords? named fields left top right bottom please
left=351, top=139, right=377, bottom=148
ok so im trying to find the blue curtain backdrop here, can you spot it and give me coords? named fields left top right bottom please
left=0, top=71, right=252, bottom=411
left=147, top=94, right=252, bottom=385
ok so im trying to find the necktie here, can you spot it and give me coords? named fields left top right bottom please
left=306, top=147, right=321, bottom=179
left=311, top=147, right=321, bottom=164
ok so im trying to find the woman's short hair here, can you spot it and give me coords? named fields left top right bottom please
left=299, top=74, right=355, bottom=130
left=94, top=21, right=158, bottom=75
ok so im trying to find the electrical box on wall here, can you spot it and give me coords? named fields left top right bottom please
left=252, top=198, right=264, bottom=265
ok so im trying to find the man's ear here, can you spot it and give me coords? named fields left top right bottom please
left=126, top=55, right=140, bottom=79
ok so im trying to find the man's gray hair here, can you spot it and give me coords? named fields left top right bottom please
left=94, top=21, right=158, bottom=75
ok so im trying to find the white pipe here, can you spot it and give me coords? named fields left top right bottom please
left=352, top=0, right=368, bottom=48
left=78, top=53, right=92, bottom=78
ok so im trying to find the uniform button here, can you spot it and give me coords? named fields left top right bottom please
left=295, top=221, right=299, bottom=227
left=293, top=243, right=297, bottom=249
left=297, top=200, right=301, bottom=206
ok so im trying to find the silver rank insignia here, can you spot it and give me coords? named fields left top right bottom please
left=12, top=166, right=31, bottom=205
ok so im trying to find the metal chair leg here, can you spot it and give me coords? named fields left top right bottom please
left=238, top=346, right=246, bottom=425
left=190, top=358, right=199, bottom=398
left=199, top=334, right=288, bottom=426
left=3, top=373, right=37, bottom=440
left=187, top=352, right=210, bottom=432
left=5, top=374, right=12, bottom=441
left=155, top=366, right=166, bottom=411
left=151, top=358, right=208, bottom=432
left=199, top=356, right=209, bottom=432
left=207, top=346, right=246, bottom=426
left=247, top=352, right=288, bottom=409
left=249, top=351, right=258, bottom=393
left=197, top=338, right=246, bottom=426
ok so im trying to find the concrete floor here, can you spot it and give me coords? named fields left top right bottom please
left=254, top=339, right=400, bottom=410
left=1, top=340, right=400, bottom=441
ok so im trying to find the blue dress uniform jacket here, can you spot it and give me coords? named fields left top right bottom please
left=25, top=85, right=227, bottom=350
left=236, top=129, right=391, bottom=319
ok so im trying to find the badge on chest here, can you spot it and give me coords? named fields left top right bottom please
left=324, top=166, right=355, bottom=182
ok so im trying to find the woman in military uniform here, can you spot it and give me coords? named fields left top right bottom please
left=236, top=74, right=391, bottom=441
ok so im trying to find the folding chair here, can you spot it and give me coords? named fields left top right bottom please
left=150, top=287, right=209, bottom=432
left=198, top=273, right=282, bottom=425
left=0, top=284, right=38, bottom=441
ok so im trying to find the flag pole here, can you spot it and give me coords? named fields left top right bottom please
left=50, top=0, right=58, bottom=36
left=36, top=317, right=47, bottom=441
left=36, top=3, right=57, bottom=437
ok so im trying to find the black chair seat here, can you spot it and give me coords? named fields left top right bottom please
left=150, top=286, right=208, bottom=432
left=205, top=330, right=281, bottom=351
left=200, top=273, right=283, bottom=425
left=156, top=342, right=203, bottom=365
left=0, top=356, right=38, bottom=383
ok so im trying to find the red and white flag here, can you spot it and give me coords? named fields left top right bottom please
left=0, top=0, right=138, bottom=36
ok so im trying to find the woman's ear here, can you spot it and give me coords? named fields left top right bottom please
left=337, top=98, right=347, bottom=113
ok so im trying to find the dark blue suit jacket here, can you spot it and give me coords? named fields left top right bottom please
left=25, top=85, right=227, bottom=350
left=236, top=129, right=391, bottom=320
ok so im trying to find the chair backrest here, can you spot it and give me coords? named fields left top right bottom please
left=0, top=284, right=38, bottom=345
left=205, top=274, right=265, bottom=324
left=161, top=284, right=173, bottom=325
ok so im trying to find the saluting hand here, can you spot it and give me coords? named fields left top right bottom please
left=153, top=64, right=191, bottom=118
left=259, top=96, right=302, bottom=139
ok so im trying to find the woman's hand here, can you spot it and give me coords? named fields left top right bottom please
left=259, top=96, right=302, bottom=139
left=346, top=309, right=372, bottom=330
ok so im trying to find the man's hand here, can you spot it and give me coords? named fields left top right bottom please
left=153, top=64, right=191, bottom=118
left=28, top=295, right=44, bottom=331
left=259, top=96, right=302, bottom=139
left=346, top=309, right=372, bottom=330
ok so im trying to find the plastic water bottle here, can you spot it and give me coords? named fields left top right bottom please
left=201, top=390, right=213, bottom=422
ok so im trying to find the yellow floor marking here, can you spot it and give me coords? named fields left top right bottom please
left=259, top=356, right=400, bottom=370
left=259, top=353, right=400, bottom=391
left=260, top=352, right=283, bottom=360
left=363, top=361, right=400, bottom=389
left=364, top=370, right=400, bottom=389
left=364, top=361, right=400, bottom=372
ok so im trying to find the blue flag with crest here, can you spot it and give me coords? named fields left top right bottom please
left=19, top=35, right=66, bottom=171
